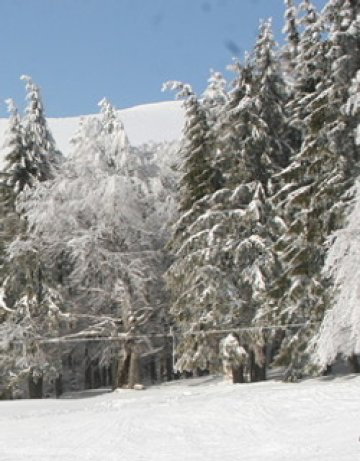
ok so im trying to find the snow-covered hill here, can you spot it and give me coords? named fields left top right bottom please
left=0, top=100, right=184, bottom=156
left=1, top=375, right=359, bottom=460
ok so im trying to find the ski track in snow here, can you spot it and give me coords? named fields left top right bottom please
left=1, top=375, right=360, bottom=461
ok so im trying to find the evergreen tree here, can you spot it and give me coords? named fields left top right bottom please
left=282, top=0, right=300, bottom=78
left=98, top=97, right=130, bottom=171
left=202, top=70, right=228, bottom=127
left=313, top=65, right=360, bottom=372
left=313, top=178, right=360, bottom=371
left=166, top=21, right=290, bottom=380
left=163, top=81, right=223, bottom=211
left=20, top=75, right=62, bottom=182
left=0, top=100, right=26, bottom=288
left=264, top=0, right=360, bottom=380
left=1, top=99, right=33, bottom=196
left=164, top=82, right=229, bottom=373
left=0, top=78, right=65, bottom=397
left=252, top=18, right=292, bottom=185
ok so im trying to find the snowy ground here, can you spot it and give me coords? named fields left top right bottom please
left=1, top=375, right=360, bottom=461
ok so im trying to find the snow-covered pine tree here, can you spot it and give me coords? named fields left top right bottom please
left=163, top=81, right=223, bottom=211
left=20, top=75, right=62, bottom=181
left=0, top=100, right=26, bottom=291
left=214, top=58, right=255, bottom=189
left=4, top=77, right=64, bottom=311
left=288, top=0, right=327, bottom=130
left=252, top=18, right=292, bottom=186
left=312, top=178, right=360, bottom=371
left=312, top=64, right=360, bottom=372
left=202, top=70, right=228, bottom=128
left=265, top=0, right=360, bottom=380
left=261, top=3, right=331, bottom=380
left=98, top=97, right=130, bottom=171
left=0, top=80, right=66, bottom=398
left=166, top=21, right=290, bottom=381
left=222, top=19, right=290, bottom=377
left=217, top=19, right=290, bottom=191
left=1, top=99, right=34, bottom=197
left=282, top=0, right=300, bottom=78
left=163, top=82, right=235, bottom=374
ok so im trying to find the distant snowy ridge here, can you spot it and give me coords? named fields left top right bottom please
left=0, top=100, right=184, bottom=157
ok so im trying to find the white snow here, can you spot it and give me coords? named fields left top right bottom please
left=1, top=375, right=359, bottom=460
left=0, top=100, right=184, bottom=158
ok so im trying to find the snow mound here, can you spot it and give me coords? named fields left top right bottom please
left=0, top=100, right=184, bottom=158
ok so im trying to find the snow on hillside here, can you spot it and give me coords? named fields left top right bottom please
left=0, top=100, right=184, bottom=158
left=1, top=375, right=360, bottom=461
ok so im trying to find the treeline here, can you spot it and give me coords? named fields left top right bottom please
left=1, top=0, right=360, bottom=398
left=165, top=0, right=360, bottom=383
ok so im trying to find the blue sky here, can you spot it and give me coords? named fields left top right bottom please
left=0, top=0, right=326, bottom=117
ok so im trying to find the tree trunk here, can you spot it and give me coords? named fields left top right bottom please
left=232, top=364, right=244, bottom=383
left=116, top=351, right=131, bottom=388
left=348, top=354, right=360, bottom=373
left=128, top=349, right=141, bottom=388
left=37, top=265, right=43, bottom=304
left=322, top=365, right=332, bottom=376
left=84, top=350, right=92, bottom=389
left=55, top=374, right=63, bottom=398
left=249, top=349, right=266, bottom=382
left=28, top=369, right=43, bottom=399
left=249, top=350, right=256, bottom=382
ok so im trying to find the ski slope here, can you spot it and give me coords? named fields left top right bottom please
left=1, top=375, right=359, bottom=461
left=0, top=100, right=184, bottom=157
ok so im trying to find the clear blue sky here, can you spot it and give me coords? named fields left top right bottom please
left=0, top=0, right=326, bottom=117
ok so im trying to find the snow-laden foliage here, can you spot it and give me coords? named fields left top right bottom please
left=220, top=333, right=248, bottom=382
left=1, top=99, right=30, bottom=196
left=313, top=180, right=360, bottom=367
left=256, top=0, right=360, bottom=381
left=15, top=105, right=170, bottom=322
left=2, top=101, right=176, bottom=393
left=168, top=183, right=277, bottom=373
left=166, top=20, right=289, bottom=378
left=202, top=70, right=228, bottom=126
left=282, top=0, right=300, bottom=76
left=4, top=0, right=360, bottom=396
left=163, top=81, right=223, bottom=212
left=20, top=75, right=62, bottom=181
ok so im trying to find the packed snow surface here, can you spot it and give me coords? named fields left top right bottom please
left=1, top=375, right=360, bottom=460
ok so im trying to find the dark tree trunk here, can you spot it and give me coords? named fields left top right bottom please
left=37, top=266, right=43, bottom=304
left=116, top=351, right=131, bottom=388
left=348, top=354, right=360, bottom=373
left=232, top=364, right=245, bottom=384
left=128, top=350, right=141, bottom=388
left=322, top=365, right=332, bottom=376
left=166, top=349, right=173, bottom=381
left=93, top=365, right=101, bottom=388
left=257, top=363, right=266, bottom=381
left=249, top=350, right=266, bottom=382
left=149, top=357, right=157, bottom=383
left=249, top=350, right=257, bottom=382
left=111, top=358, right=118, bottom=390
left=28, top=369, right=43, bottom=399
left=84, top=353, right=92, bottom=389
left=55, top=374, right=63, bottom=398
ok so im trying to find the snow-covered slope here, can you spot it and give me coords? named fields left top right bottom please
left=0, top=100, right=184, bottom=157
left=1, top=375, right=359, bottom=461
